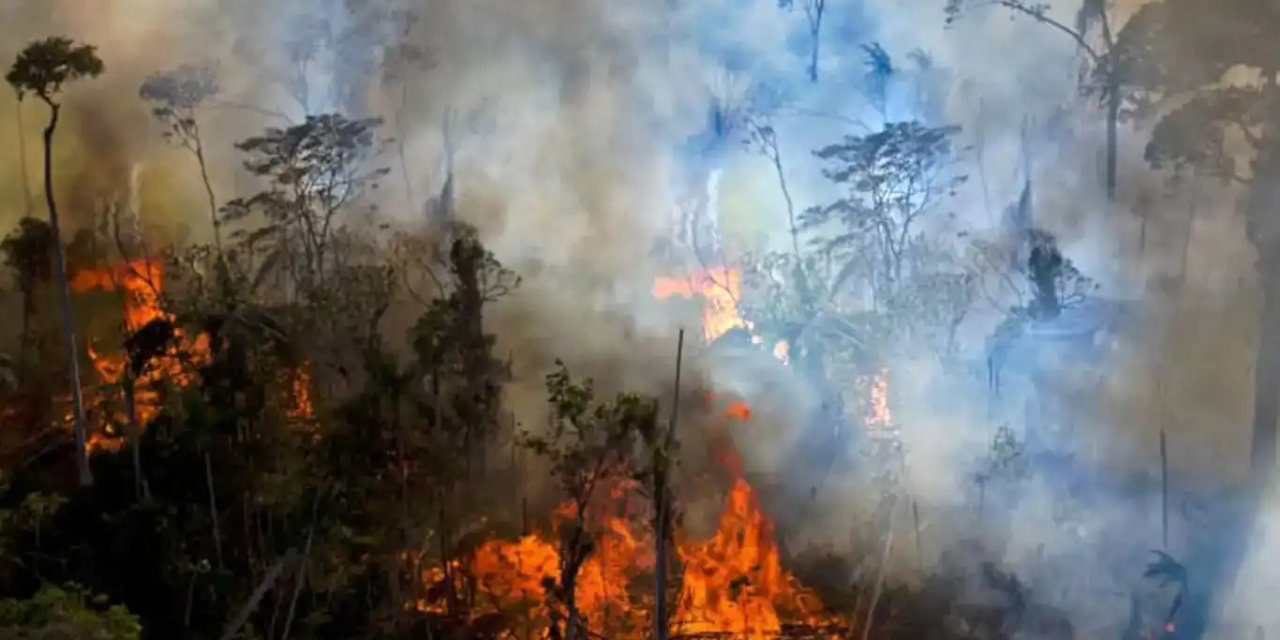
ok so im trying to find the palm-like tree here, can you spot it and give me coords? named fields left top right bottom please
left=6, top=36, right=105, bottom=486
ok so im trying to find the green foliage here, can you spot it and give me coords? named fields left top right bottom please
left=521, top=361, right=657, bottom=516
left=803, top=121, right=967, bottom=304
left=0, top=583, right=141, bottom=640
left=5, top=37, right=104, bottom=103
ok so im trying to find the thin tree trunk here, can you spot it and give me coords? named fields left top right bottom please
left=860, top=498, right=897, bottom=640
left=281, top=490, right=321, bottom=640
left=808, top=26, right=820, bottom=83
left=41, top=101, right=92, bottom=486
left=205, top=447, right=225, bottom=570
left=219, top=549, right=297, bottom=640
left=1105, top=76, right=1119, bottom=202
left=193, top=133, right=222, bottom=253
left=1178, top=174, right=1199, bottom=283
left=1250, top=265, right=1280, bottom=483
left=654, top=329, right=684, bottom=640
left=125, top=380, right=149, bottom=501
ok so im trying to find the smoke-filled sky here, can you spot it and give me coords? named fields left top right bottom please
left=1, top=0, right=1274, bottom=634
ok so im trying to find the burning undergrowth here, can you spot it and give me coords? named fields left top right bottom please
left=414, top=427, right=843, bottom=640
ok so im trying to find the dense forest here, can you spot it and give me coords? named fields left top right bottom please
left=0, top=0, right=1278, bottom=638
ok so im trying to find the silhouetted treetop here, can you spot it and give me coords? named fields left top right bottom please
left=5, top=36, right=104, bottom=103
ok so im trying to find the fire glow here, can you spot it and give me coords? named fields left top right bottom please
left=68, top=259, right=312, bottom=452
left=413, top=267, right=848, bottom=638
left=652, top=266, right=748, bottom=343
left=417, top=418, right=840, bottom=639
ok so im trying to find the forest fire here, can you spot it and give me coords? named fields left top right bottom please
left=68, top=259, right=207, bottom=451
left=418, top=420, right=841, bottom=639
left=652, top=266, right=748, bottom=343
left=67, top=259, right=312, bottom=452
left=411, top=269, right=843, bottom=638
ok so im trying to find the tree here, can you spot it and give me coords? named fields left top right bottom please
left=2, top=218, right=54, bottom=370
left=802, top=121, right=968, bottom=310
left=778, top=0, right=827, bottom=82
left=221, top=113, right=388, bottom=296
left=519, top=363, right=655, bottom=640
left=138, top=63, right=224, bottom=251
left=1108, top=0, right=1280, bottom=481
left=945, top=0, right=1125, bottom=201
left=6, top=36, right=105, bottom=487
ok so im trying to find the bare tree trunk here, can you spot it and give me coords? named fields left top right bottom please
left=218, top=549, right=298, bottom=640
left=654, top=330, right=684, bottom=640
left=205, top=447, right=225, bottom=570
left=193, top=132, right=222, bottom=253
left=1178, top=174, right=1199, bottom=283
left=124, top=380, right=149, bottom=501
left=1105, top=76, right=1119, bottom=202
left=41, top=101, right=92, bottom=486
left=1250, top=264, right=1280, bottom=483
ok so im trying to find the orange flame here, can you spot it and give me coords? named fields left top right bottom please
left=419, top=390, right=839, bottom=637
left=653, top=267, right=747, bottom=343
left=671, top=476, right=835, bottom=639
left=68, top=259, right=312, bottom=452
left=867, top=368, right=892, bottom=429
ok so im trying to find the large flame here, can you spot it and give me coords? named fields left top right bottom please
left=412, top=268, right=842, bottom=637
left=652, top=267, right=748, bottom=343
left=70, top=260, right=204, bottom=451
left=418, top=414, right=840, bottom=638
left=867, top=368, right=891, bottom=429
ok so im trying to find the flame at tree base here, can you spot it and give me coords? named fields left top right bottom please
left=418, top=418, right=842, bottom=639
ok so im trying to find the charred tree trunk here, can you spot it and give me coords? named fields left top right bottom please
left=40, top=100, right=92, bottom=486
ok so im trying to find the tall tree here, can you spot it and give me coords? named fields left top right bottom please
left=945, top=0, right=1125, bottom=201
left=221, top=113, right=388, bottom=296
left=138, top=63, right=224, bottom=252
left=778, top=0, right=827, bottom=82
left=6, top=36, right=105, bottom=487
left=1109, top=0, right=1280, bottom=482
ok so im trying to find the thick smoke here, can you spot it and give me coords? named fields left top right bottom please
left=0, top=0, right=1271, bottom=634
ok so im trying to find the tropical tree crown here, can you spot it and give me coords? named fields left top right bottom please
left=5, top=36, right=104, bottom=102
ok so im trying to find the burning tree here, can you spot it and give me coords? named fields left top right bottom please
left=518, top=363, right=657, bottom=640
left=740, top=120, right=973, bottom=420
